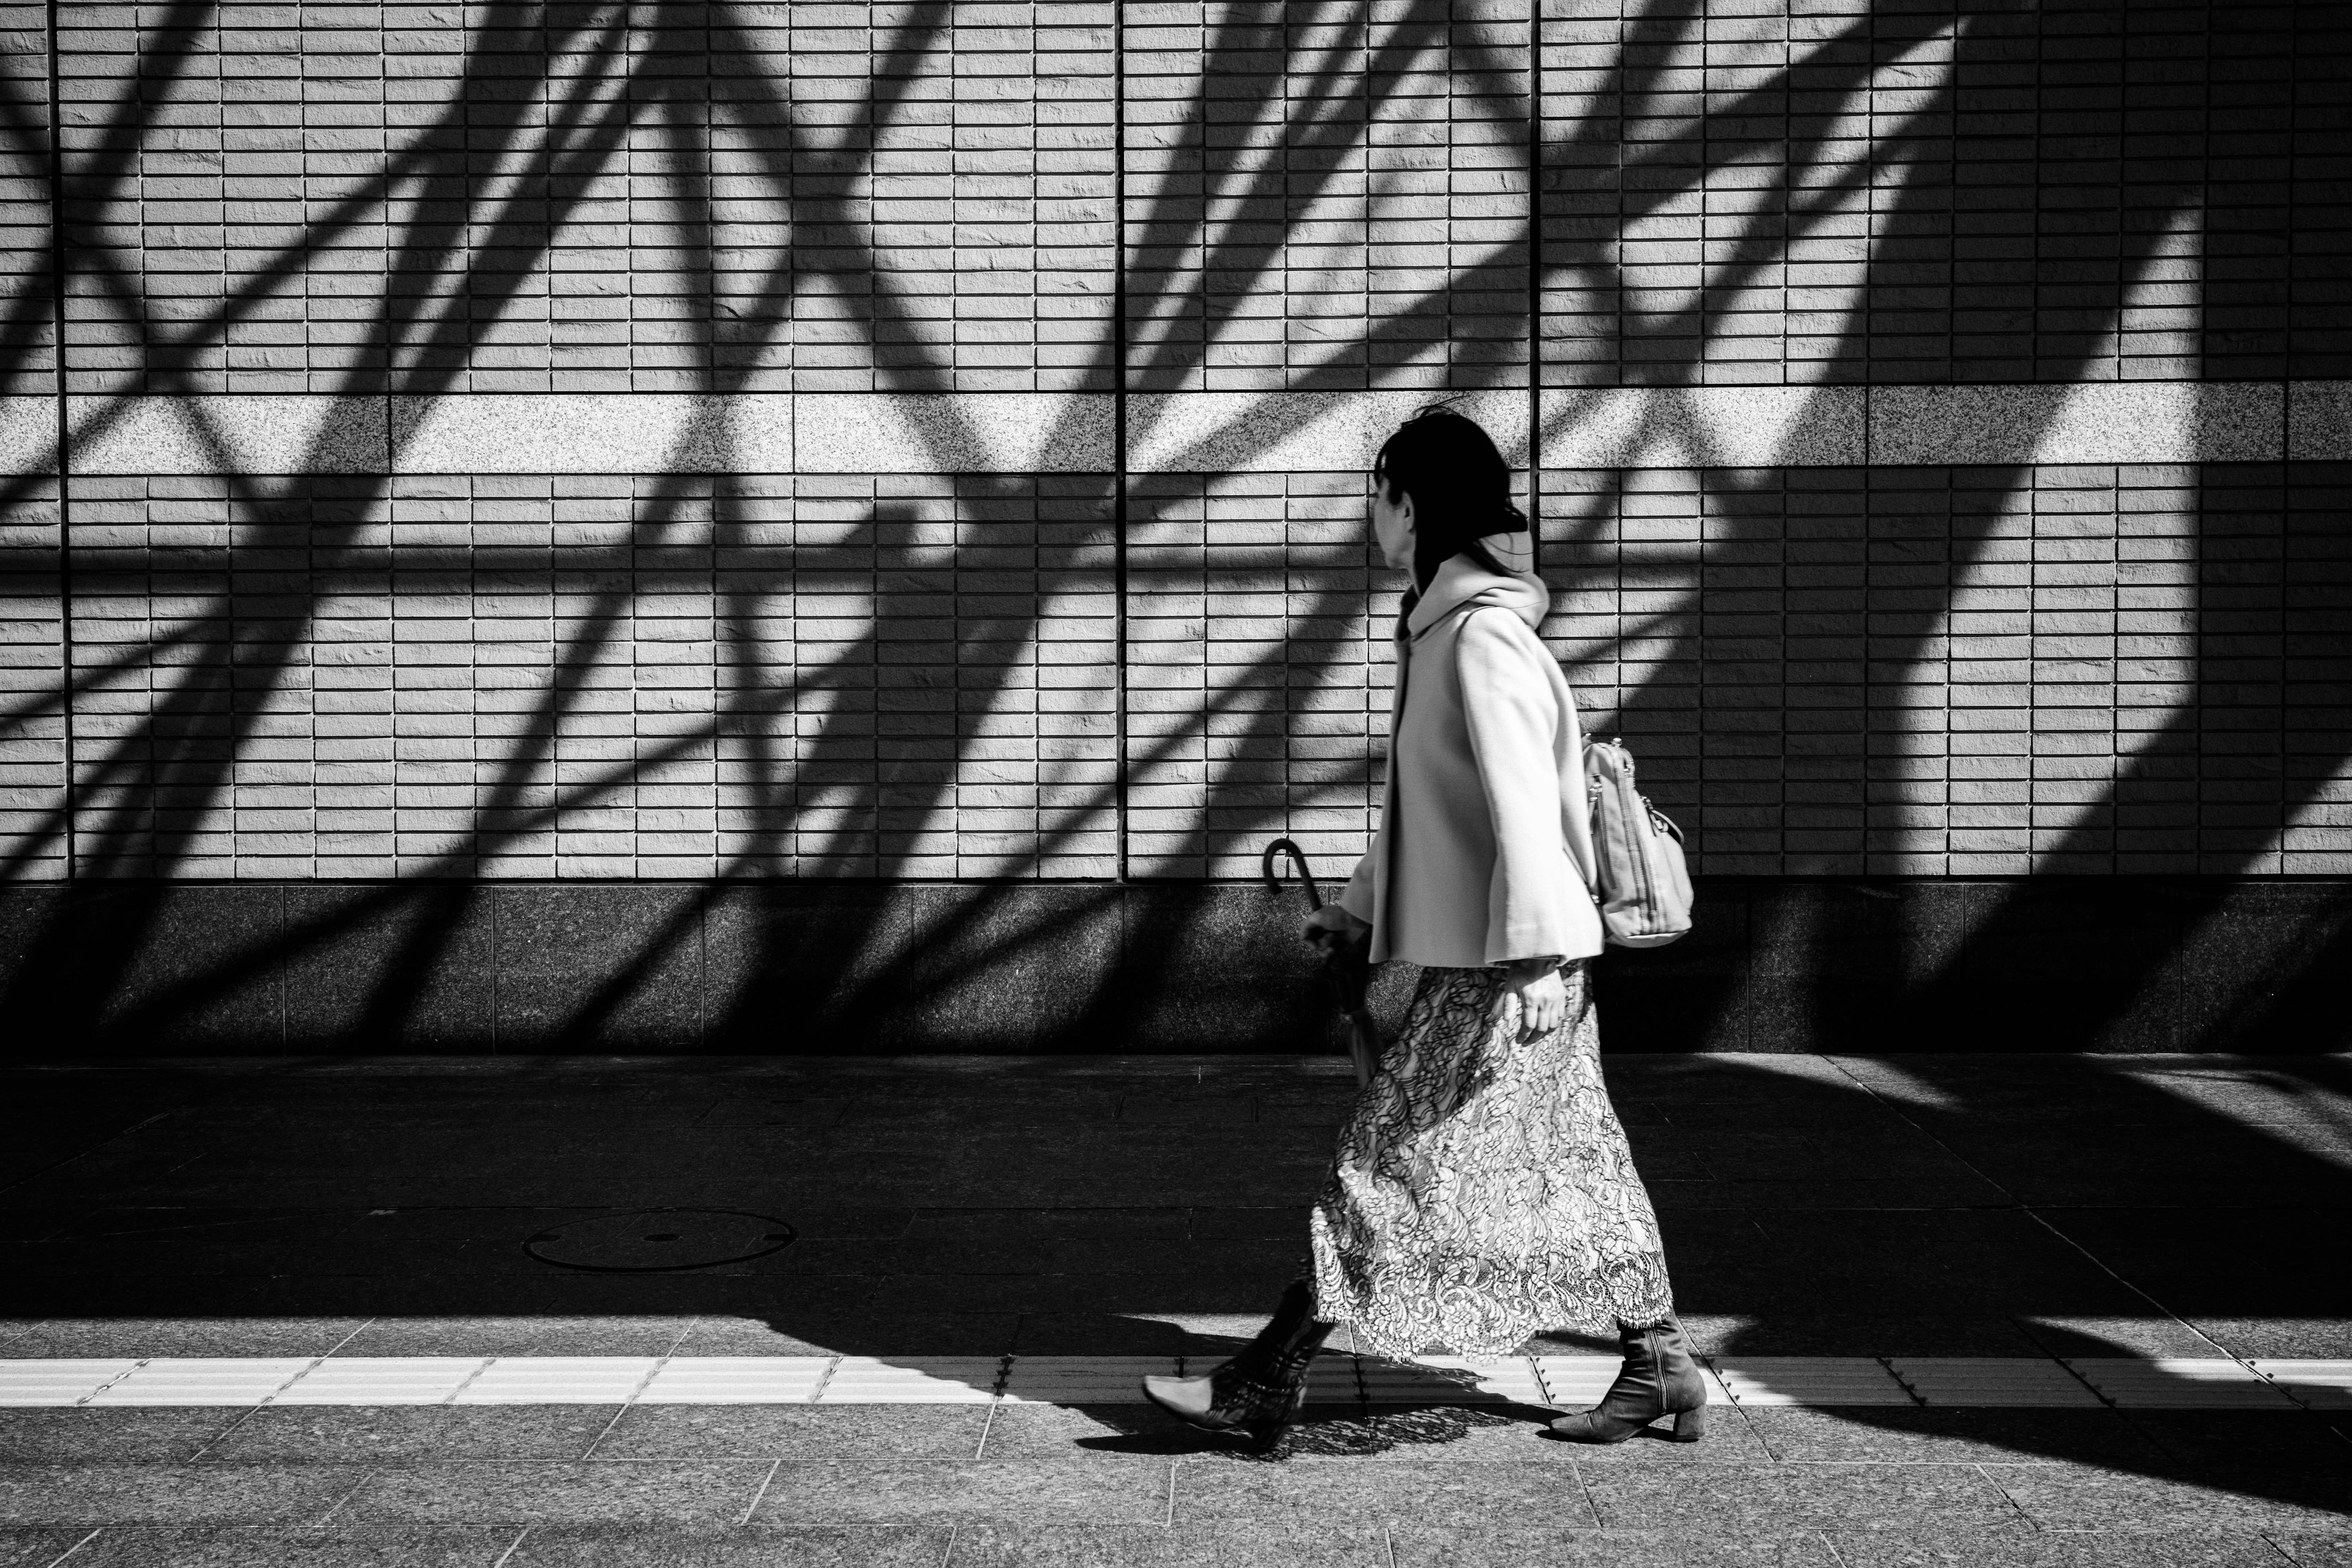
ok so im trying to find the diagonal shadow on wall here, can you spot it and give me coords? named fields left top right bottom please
left=0, top=0, right=2342, bottom=1057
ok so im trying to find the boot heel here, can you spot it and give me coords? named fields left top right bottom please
left=1669, top=1404, right=1706, bottom=1442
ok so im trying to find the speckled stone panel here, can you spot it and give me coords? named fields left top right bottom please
left=1867, top=385, right=2285, bottom=468
left=391, top=397, right=790, bottom=477
left=67, top=397, right=389, bottom=476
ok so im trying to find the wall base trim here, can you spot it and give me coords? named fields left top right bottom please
left=1, top=878, right=2345, bottom=1055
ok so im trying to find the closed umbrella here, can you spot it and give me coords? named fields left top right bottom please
left=1260, top=837, right=1379, bottom=1087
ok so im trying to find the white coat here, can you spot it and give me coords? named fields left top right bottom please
left=1337, top=543, right=1604, bottom=970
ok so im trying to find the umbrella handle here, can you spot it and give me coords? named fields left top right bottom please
left=1259, top=837, right=1324, bottom=910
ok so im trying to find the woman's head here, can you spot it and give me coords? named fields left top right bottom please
left=1371, top=404, right=1529, bottom=587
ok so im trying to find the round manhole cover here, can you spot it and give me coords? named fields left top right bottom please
left=524, top=1209, right=796, bottom=1273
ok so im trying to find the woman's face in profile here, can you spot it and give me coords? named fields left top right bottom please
left=1370, top=475, right=1416, bottom=572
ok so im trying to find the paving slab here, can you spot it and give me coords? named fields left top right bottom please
left=503, top=1525, right=952, bottom=1567
left=333, top=1461, right=775, bottom=1526
left=1168, top=1458, right=1596, bottom=1528
left=746, top=1458, right=1174, bottom=1525
left=0, top=1464, right=367, bottom=1526
left=1578, top=1461, right=2027, bottom=1532
left=973, top=1403, right=1207, bottom=1460
left=1385, top=1528, right=1842, bottom=1567
left=0, top=1409, right=246, bottom=1464
left=0, top=1530, right=91, bottom=1568
left=48, top=1526, right=522, bottom=1568
left=592, top=1404, right=992, bottom=1461
left=2267, top=1529, right=2352, bottom=1566
left=1822, top=1531, right=2304, bottom=1566
left=1981, top=1462, right=2352, bottom=1531
left=1741, top=1409, right=2173, bottom=1468
left=2119, top=1414, right=2352, bottom=1474
left=943, top=1521, right=1391, bottom=1566
left=202, top=1407, right=623, bottom=1464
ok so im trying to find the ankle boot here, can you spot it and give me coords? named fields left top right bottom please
left=1140, top=1280, right=1333, bottom=1452
left=1546, top=1317, right=1706, bottom=1444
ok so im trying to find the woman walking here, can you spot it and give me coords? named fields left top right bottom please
left=1140, top=405, right=1702, bottom=1450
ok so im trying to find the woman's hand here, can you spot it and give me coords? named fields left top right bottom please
left=1503, top=959, right=1566, bottom=1040
left=1303, top=905, right=1371, bottom=952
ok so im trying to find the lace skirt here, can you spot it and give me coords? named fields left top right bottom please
left=1308, top=960, right=1675, bottom=1360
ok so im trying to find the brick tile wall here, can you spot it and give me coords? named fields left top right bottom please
left=1125, top=467, right=1384, bottom=877
left=1536, top=461, right=2346, bottom=875
left=0, top=2, right=56, bottom=880
left=2, top=1, right=2349, bottom=894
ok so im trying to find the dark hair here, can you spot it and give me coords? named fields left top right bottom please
left=1372, top=403, right=1532, bottom=589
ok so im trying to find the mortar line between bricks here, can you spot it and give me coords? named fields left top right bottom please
left=937, top=1522, right=962, bottom=1568
left=737, top=1457, right=782, bottom=1527
left=1112, top=0, right=1129, bottom=887
left=1526, top=0, right=1540, bottom=497
left=45, top=0, right=71, bottom=881
left=488, top=1527, right=532, bottom=1568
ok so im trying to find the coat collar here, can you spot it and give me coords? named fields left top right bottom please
left=1401, top=537, right=1549, bottom=642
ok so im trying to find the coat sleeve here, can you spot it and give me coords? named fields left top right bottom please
left=1455, top=609, right=1601, bottom=967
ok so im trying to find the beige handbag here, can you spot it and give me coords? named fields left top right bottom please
left=1583, top=737, right=1694, bottom=948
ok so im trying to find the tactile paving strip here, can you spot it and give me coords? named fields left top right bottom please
left=1709, top=1357, right=1917, bottom=1407
left=0, top=1354, right=2343, bottom=1408
left=815, top=1357, right=1003, bottom=1403
left=87, top=1358, right=315, bottom=1407
left=2253, top=1360, right=2352, bottom=1409
left=1887, top=1357, right=2106, bottom=1408
left=2065, top=1358, right=2302, bottom=1409
left=0, top=1360, right=139, bottom=1406
left=270, top=1357, right=486, bottom=1406
left=636, top=1357, right=832, bottom=1404
left=999, top=1357, right=1177, bottom=1404
left=454, top=1357, right=660, bottom=1404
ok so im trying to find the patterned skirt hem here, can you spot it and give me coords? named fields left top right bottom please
left=1310, top=1242, right=1675, bottom=1361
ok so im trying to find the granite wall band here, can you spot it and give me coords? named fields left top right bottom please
left=5, top=383, right=2350, bottom=478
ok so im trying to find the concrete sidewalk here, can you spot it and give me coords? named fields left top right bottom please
left=1, top=1052, right=2346, bottom=1565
